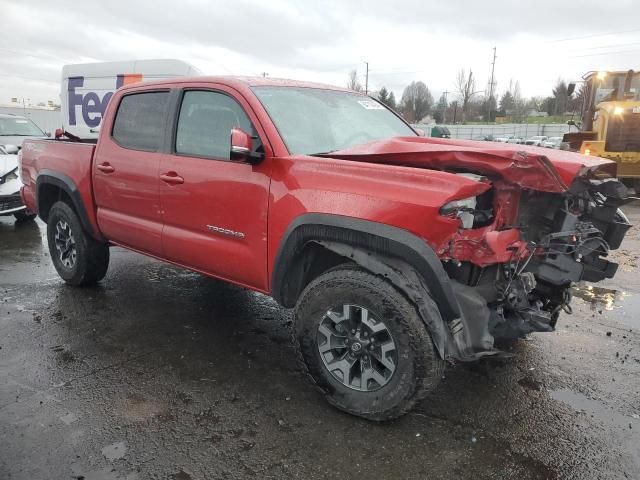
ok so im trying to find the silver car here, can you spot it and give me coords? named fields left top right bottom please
left=0, top=113, right=49, bottom=148
left=524, top=135, right=548, bottom=146
left=0, top=114, right=48, bottom=221
left=541, top=137, right=563, bottom=149
left=0, top=144, right=35, bottom=221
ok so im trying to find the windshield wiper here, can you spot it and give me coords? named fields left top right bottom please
left=309, top=150, right=337, bottom=156
left=0, top=133, right=38, bottom=136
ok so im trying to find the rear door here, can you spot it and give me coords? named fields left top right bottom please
left=93, top=90, right=170, bottom=254
left=159, top=86, right=272, bottom=291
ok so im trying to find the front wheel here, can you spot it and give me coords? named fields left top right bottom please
left=46, top=201, right=109, bottom=286
left=293, top=265, right=445, bottom=421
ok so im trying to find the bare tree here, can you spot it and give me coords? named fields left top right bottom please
left=400, top=81, right=434, bottom=123
left=511, top=81, right=529, bottom=122
left=455, top=69, right=482, bottom=122
left=347, top=69, right=363, bottom=92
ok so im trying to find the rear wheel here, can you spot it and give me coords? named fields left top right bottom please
left=46, top=201, right=109, bottom=286
left=293, top=265, right=445, bottom=420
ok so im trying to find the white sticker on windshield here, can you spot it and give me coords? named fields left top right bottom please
left=357, top=100, right=385, bottom=110
left=15, top=120, right=28, bottom=123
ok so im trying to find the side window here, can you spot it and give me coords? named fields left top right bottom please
left=175, top=90, right=260, bottom=160
left=112, top=92, right=169, bottom=151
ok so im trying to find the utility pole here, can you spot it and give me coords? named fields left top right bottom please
left=442, top=90, right=449, bottom=123
left=365, top=62, right=369, bottom=95
left=487, top=47, right=497, bottom=124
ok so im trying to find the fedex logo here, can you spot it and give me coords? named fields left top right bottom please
left=68, top=73, right=143, bottom=128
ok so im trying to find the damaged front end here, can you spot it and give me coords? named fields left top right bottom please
left=441, top=165, right=632, bottom=354
left=324, top=137, right=633, bottom=360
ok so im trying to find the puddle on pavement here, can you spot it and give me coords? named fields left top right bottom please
left=551, top=388, right=639, bottom=433
left=571, top=283, right=625, bottom=311
left=102, top=441, right=127, bottom=461
left=551, top=388, right=640, bottom=463
left=571, top=282, right=640, bottom=328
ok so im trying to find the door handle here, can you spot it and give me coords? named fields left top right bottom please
left=96, top=162, right=115, bottom=173
left=160, top=172, right=184, bottom=185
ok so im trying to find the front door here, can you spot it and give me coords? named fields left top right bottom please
left=159, top=88, right=271, bottom=291
left=93, top=90, right=170, bottom=255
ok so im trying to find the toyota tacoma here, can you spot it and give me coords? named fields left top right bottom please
left=19, top=76, right=632, bottom=420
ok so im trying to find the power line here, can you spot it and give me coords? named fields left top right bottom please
left=563, top=47, right=640, bottom=59
left=573, top=41, right=640, bottom=51
left=547, top=28, right=640, bottom=43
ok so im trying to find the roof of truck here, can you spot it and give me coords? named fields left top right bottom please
left=118, top=75, right=355, bottom=93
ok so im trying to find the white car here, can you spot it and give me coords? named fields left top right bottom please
left=0, top=145, right=35, bottom=221
left=524, top=135, right=548, bottom=146
left=541, top=137, right=563, bottom=149
left=494, top=134, right=515, bottom=143
left=506, top=136, right=524, bottom=144
left=0, top=113, right=48, bottom=147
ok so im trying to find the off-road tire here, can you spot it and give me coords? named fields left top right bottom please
left=46, top=201, right=109, bottom=286
left=293, top=264, right=445, bottom=421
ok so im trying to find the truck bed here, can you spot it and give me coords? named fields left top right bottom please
left=20, top=139, right=100, bottom=237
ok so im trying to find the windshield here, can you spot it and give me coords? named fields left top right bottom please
left=252, top=87, right=416, bottom=155
left=591, top=72, right=640, bottom=103
left=0, top=117, right=45, bottom=136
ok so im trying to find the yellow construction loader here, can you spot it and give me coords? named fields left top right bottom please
left=564, top=70, right=640, bottom=179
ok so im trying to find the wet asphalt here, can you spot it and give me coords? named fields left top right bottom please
left=0, top=207, right=639, bottom=480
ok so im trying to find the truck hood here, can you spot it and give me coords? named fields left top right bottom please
left=322, top=137, right=616, bottom=193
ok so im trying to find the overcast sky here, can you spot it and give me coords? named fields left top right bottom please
left=1, top=0, right=639, bottom=105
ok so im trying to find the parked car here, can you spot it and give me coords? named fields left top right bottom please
left=493, top=134, right=514, bottom=143
left=19, top=76, right=632, bottom=420
left=431, top=126, right=451, bottom=138
left=0, top=113, right=48, bottom=148
left=542, top=137, right=563, bottom=149
left=524, top=135, right=548, bottom=146
left=506, top=136, right=524, bottom=144
left=472, top=134, right=496, bottom=141
left=0, top=145, right=36, bottom=221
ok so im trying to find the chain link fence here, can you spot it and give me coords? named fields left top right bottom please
left=413, top=123, right=576, bottom=140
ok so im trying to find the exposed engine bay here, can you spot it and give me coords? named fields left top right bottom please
left=322, top=136, right=634, bottom=359
left=442, top=170, right=632, bottom=348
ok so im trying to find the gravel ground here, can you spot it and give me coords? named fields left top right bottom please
left=1, top=206, right=639, bottom=480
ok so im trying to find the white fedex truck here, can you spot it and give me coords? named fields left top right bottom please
left=61, top=59, right=200, bottom=139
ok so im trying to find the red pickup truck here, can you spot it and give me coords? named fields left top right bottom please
left=19, top=76, right=632, bottom=420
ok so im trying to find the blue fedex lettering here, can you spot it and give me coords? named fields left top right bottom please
left=67, top=75, right=125, bottom=129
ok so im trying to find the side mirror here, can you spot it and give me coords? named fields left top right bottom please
left=567, top=82, right=576, bottom=96
left=230, top=128, right=263, bottom=164
left=3, top=144, right=19, bottom=154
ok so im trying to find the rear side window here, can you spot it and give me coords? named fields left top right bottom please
left=175, top=90, right=258, bottom=160
left=112, top=92, right=169, bottom=151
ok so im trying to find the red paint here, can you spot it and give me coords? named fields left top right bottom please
left=19, top=76, right=618, bottom=294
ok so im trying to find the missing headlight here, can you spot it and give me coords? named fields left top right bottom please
left=440, top=174, right=494, bottom=229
